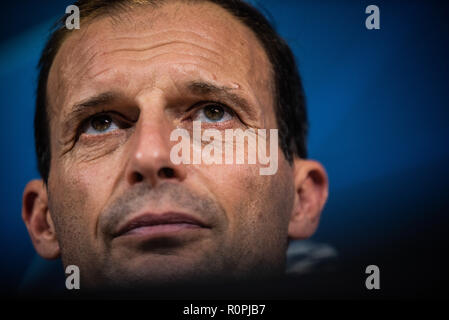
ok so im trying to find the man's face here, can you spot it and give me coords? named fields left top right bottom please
left=45, top=1, right=296, bottom=288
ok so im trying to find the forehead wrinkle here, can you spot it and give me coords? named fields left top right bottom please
left=79, top=26, right=247, bottom=75
left=96, top=2, right=258, bottom=63
left=55, top=1, right=265, bottom=86
left=58, top=19, right=104, bottom=77
left=60, top=26, right=243, bottom=96
left=56, top=0, right=269, bottom=79
left=99, top=28, right=250, bottom=65
left=93, top=37, right=216, bottom=70
left=90, top=39, right=225, bottom=72
left=86, top=54, right=225, bottom=93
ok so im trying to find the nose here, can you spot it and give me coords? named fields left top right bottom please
left=125, top=116, right=187, bottom=187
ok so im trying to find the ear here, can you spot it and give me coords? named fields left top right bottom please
left=22, top=179, right=60, bottom=259
left=288, top=158, right=329, bottom=239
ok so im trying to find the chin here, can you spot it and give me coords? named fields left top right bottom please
left=88, top=259, right=217, bottom=290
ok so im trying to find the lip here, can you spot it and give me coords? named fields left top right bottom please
left=113, top=212, right=209, bottom=238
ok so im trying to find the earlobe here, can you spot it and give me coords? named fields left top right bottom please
left=22, top=179, right=60, bottom=259
left=288, top=158, right=329, bottom=239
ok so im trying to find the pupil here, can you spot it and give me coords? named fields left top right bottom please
left=205, top=105, right=224, bottom=121
left=92, top=115, right=112, bottom=131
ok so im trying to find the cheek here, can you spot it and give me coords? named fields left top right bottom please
left=196, top=162, right=259, bottom=206
left=195, top=154, right=294, bottom=236
left=47, top=154, right=119, bottom=253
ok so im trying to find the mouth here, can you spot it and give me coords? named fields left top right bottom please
left=113, top=212, right=210, bottom=238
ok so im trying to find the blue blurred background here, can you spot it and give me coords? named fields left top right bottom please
left=1, top=0, right=448, bottom=297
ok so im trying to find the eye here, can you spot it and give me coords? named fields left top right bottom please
left=193, top=104, right=233, bottom=123
left=83, top=113, right=119, bottom=135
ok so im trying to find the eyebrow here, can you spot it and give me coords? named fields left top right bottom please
left=70, top=91, right=120, bottom=116
left=186, top=81, right=257, bottom=119
left=61, top=91, right=122, bottom=135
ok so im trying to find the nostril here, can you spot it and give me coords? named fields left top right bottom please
left=158, top=167, right=175, bottom=179
left=132, top=172, right=144, bottom=183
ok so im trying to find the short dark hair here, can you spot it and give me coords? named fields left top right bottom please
left=35, top=0, right=308, bottom=183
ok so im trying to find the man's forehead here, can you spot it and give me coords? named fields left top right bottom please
left=47, top=0, right=272, bottom=119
